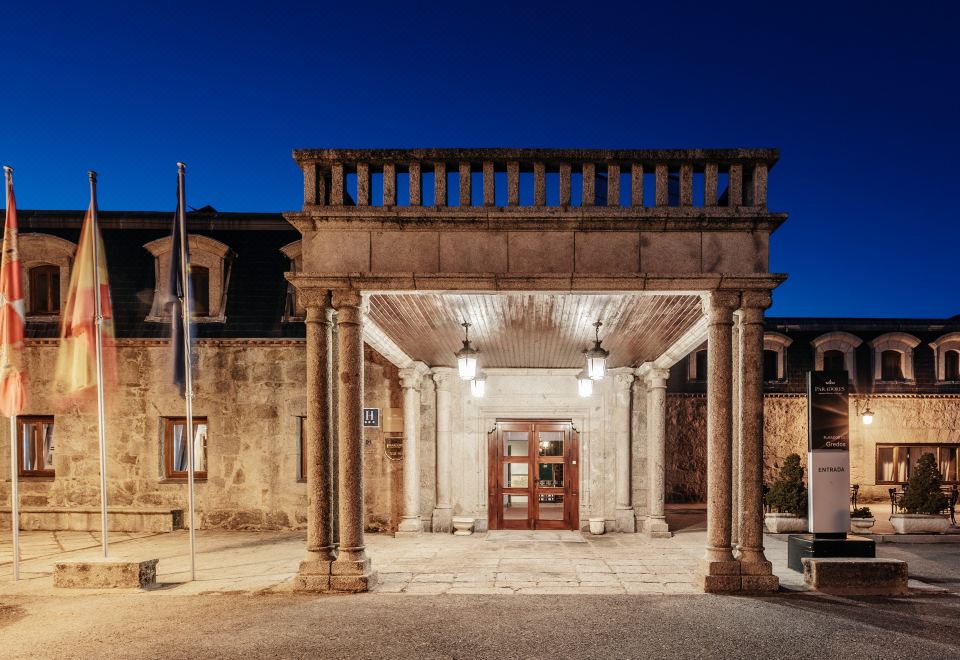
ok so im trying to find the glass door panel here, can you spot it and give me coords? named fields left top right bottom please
left=538, top=462, right=564, bottom=488
left=503, top=494, right=529, bottom=521
left=538, top=494, right=564, bottom=520
left=503, top=431, right=530, bottom=457
left=537, top=431, right=564, bottom=457
left=503, top=462, right=529, bottom=489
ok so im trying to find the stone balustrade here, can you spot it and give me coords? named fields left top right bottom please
left=294, top=148, right=776, bottom=212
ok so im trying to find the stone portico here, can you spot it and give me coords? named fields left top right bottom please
left=285, top=148, right=787, bottom=594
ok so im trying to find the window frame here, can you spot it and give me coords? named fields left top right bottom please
left=16, top=415, right=56, bottom=478
left=687, top=347, right=707, bottom=382
left=18, top=233, right=77, bottom=322
left=27, top=264, right=61, bottom=316
left=930, top=333, right=960, bottom=383
left=762, top=332, right=793, bottom=382
left=163, top=417, right=209, bottom=480
left=869, top=332, right=921, bottom=383
left=811, top=331, right=861, bottom=379
left=143, top=235, right=234, bottom=324
left=875, top=443, right=959, bottom=485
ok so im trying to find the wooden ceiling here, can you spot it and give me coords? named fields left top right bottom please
left=366, top=293, right=704, bottom=369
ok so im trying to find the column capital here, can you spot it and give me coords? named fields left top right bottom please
left=609, top=367, right=635, bottom=391
left=701, top=291, right=741, bottom=318
left=431, top=366, right=458, bottom=391
left=299, top=288, right=332, bottom=311
left=644, top=367, right=670, bottom=390
left=399, top=361, right=430, bottom=390
left=739, top=291, right=772, bottom=323
left=305, top=301, right=334, bottom=325
left=331, top=289, right=364, bottom=310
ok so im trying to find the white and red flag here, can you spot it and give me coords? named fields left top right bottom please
left=0, top=166, right=26, bottom=417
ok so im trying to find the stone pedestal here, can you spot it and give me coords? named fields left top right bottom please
left=452, top=516, right=475, bottom=536
left=802, top=557, right=907, bottom=596
left=696, top=558, right=741, bottom=594
left=294, top=559, right=333, bottom=591
left=54, top=558, right=159, bottom=589
left=330, top=558, right=378, bottom=593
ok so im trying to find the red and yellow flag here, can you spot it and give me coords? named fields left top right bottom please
left=0, top=167, right=26, bottom=417
left=54, top=183, right=115, bottom=394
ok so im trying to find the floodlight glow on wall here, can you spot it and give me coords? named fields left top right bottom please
left=584, top=321, right=610, bottom=380
left=577, top=370, right=593, bottom=397
left=471, top=372, right=487, bottom=397
left=455, top=321, right=479, bottom=381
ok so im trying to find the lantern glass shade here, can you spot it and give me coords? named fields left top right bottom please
left=862, top=409, right=874, bottom=425
left=471, top=373, right=487, bottom=397
left=586, top=354, right=607, bottom=380
left=577, top=371, right=593, bottom=397
left=457, top=352, right=478, bottom=381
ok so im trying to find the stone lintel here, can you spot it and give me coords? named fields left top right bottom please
left=54, top=558, right=159, bottom=589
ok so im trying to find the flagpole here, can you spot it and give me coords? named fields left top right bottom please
left=8, top=415, right=18, bottom=580
left=88, top=171, right=109, bottom=559
left=4, top=166, right=20, bottom=580
left=177, top=162, right=197, bottom=581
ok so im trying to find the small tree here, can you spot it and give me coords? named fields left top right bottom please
left=899, top=453, right=949, bottom=515
left=765, top=453, right=807, bottom=517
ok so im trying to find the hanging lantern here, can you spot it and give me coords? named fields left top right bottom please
left=861, top=407, right=874, bottom=425
left=471, top=372, right=487, bottom=397
left=584, top=321, right=610, bottom=380
left=455, top=321, right=479, bottom=381
left=577, top=369, right=593, bottom=397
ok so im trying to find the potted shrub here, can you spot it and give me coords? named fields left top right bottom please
left=891, top=453, right=951, bottom=534
left=849, top=506, right=875, bottom=534
left=764, top=454, right=809, bottom=533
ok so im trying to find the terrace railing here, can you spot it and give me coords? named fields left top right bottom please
left=293, top=148, right=777, bottom=212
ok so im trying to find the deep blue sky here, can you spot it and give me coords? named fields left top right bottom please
left=2, top=2, right=957, bottom=317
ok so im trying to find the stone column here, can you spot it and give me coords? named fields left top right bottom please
left=611, top=368, right=636, bottom=533
left=697, top=291, right=741, bottom=593
left=396, top=363, right=427, bottom=535
left=738, top=291, right=779, bottom=592
left=294, top=295, right=337, bottom=591
left=645, top=367, right=671, bottom=538
left=330, top=290, right=374, bottom=591
left=731, top=311, right=743, bottom=553
left=431, top=367, right=457, bottom=533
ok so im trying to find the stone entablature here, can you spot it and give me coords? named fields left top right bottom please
left=286, top=148, right=787, bottom=282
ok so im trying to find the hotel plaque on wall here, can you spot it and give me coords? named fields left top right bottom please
left=806, top=371, right=851, bottom=535
left=384, top=436, right=403, bottom=461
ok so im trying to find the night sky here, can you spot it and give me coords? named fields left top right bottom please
left=2, top=2, right=957, bottom=318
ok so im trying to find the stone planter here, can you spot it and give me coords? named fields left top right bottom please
left=849, top=517, right=876, bottom=534
left=764, top=513, right=808, bottom=533
left=588, top=518, right=606, bottom=535
left=890, top=514, right=950, bottom=534
left=452, top=516, right=475, bottom=536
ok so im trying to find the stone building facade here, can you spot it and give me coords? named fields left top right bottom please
left=4, top=147, right=958, bottom=595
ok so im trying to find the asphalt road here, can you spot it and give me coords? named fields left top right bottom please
left=2, top=589, right=959, bottom=659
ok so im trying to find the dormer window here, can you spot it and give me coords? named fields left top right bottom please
left=811, top=332, right=862, bottom=378
left=280, top=240, right=304, bottom=322
left=930, top=333, right=960, bottom=383
left=18, top=233, right=76, bottom=322
left=144, top=235, right=234, bottom=323
left=869, top=332, right=921, bottom=383
left=763, top=332, right=792, bottom=382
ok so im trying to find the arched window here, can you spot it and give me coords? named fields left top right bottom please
left=280, top=240, right=304, bottom=322
left=870, top=332, right=921, bottom=382
left=945, top=350, right=960, bottom=381
left=18, top=233, right=76, bottom=321
left=823, top=349, right=845, bottom=373
left=811, top=332, right=862, bottom=378
left=763, top=332, right=792, bottom=382
left=143, top=235, right=233, bottom=323
left=930, top=333, right=960, bottom=383
left=28, top=265, right=60, bottom=315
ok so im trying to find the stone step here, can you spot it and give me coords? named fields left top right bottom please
left=802, top=557, right=908, bottom=596
left=0, top=507, right=183, bottom=533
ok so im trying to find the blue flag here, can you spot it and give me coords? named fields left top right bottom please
left=167, top=174, right=192, bottom=397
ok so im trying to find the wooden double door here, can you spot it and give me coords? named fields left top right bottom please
left=488, top=420, right=579, bottom=530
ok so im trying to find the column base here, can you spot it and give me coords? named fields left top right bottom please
left=395, top=516, right=422, bottom=536
left=696, top=559, right=741, bottom=593
left=432, top=507, right=452, bottom=533
left=615, top=508, right=636, bottom=533
left=294, top=559, right=333, bottom=592
left=739, top=556, right=778, bottom=592
left=645, top=516, right=672, bottom=539
left=329, top=558, right=377, bottom=593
